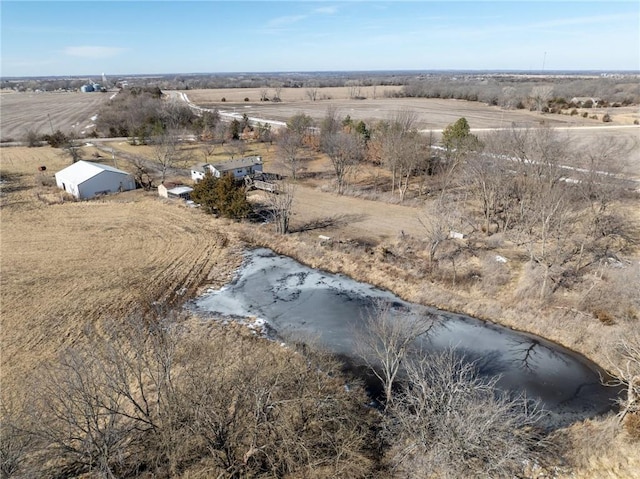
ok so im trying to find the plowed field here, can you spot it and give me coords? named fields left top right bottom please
left=0, top=91, right=112, bottom=141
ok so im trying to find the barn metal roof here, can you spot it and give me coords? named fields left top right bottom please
left=55, top=160, right=132, bottom=185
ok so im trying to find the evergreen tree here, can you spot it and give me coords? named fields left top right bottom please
left=441, top=117, right=481, bottom=155
left=191, top=173, right=250, bottom=219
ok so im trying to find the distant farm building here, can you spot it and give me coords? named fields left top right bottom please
left=191, top=156, right=263, bottom=182
left=80, top=83, right=104, bottom=93
left=158, top=183, right=193, bottom=200
left=55, top=161, right=136, bottom=199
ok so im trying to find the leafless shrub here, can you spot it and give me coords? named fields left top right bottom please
left=35, top=173, right=56, bottom=187
left=20, top=310, right=377, bottom=478
left=606, top=329, right=640, bottom=425
left=557, top=416, right=619, bottom=472
left=23, top=128, right=41, bottom=147
left=624, top=412, right=640, bottom=440
left=580, top=262, right=640, bottom=323
left=479, top=254, right=512, bottom=295
left=383, top=349, right=546, bottom=479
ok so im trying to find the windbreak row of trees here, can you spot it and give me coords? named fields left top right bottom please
left=399, top=77, right=640, bottom=108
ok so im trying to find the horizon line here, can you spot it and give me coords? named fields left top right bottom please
left=3, top=68, right=640, bottom=80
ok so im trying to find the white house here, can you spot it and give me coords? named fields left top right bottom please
left=191, top=156, right=263, bottom=182
left=55, top=161, right=136, bottom=199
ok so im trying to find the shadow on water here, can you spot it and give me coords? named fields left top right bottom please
left=190, top=248, right=622, bottom=429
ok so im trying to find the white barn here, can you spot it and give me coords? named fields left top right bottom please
left=55, top=161, right=136, bottom=199
left=191, top=156, right=263, bottom=182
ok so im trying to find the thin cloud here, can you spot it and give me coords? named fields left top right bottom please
left=264, top=5, right=338, bottom=32
left=313, top=6, right=338, bottom=14
left=266, top=14, right=307, bottom=28
left=64, top=46, right=126, bottom=58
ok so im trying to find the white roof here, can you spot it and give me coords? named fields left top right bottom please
left=167, top=186, right=193, bottom=195
left=55, top=160, right=131, bottom=185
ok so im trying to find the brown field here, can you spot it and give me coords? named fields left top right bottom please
left=0, top=91, right=112, bottom=142
left=0, top=147, right=242, bottom=387
left=184, top=87, right=640, bottom=128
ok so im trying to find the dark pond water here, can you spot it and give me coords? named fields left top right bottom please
left=191, top=248, right=619, bottom=428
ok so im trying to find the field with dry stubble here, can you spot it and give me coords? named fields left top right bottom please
left=184, top=86, right=640, bottom=128
left=0, top=147, right=242, bottom=387
left=0, top=91, right=112, bottom=142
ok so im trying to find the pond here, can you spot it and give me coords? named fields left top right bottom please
left=190, top=248, right=619, bottom=428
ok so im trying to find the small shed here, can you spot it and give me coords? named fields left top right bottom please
left=191, top=156, right=263, bottom=182
left=55, top=160, right=136, bottom=199
left=158, top=183, right=193, bottom=200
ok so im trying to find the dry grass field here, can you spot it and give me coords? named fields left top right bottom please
left=0, top=147, right=243, bottom=388
left=0, top=91, right=112, bottom=142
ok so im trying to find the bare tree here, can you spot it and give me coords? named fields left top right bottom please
left=575, top=135, right=628, bottom=240
left=357, top=300, right=435, bottom=408
left=36, top=349, right=134, bottom=478
left=31, top=313, right=183, bottom=477
left=177, top=325, right=376, bottom=478
left=346, top=80, right=362, bottom=99
left=499, top=86, right=519, bottom=109
left=531, top=85, right=554, bottom=112
left=150, top=131, right=183, bottom=183
left=419, top=199, right=462, bottom=269
left=200, top=139, right=217, bottom=164
left=322, top=130, right=364, bottom=194
left=376, top=109, right=421, bottom=198
left=64, top=137, right=84, bottom=164
left=224, top=139, right=248, bottom=159
left=264, top=181, right=295, bottom=234
left=276, top=129, right=304, bottom=179
left=499, top=127, right=576, bottom=298
left=305, top=83, right=319, bottom=101
left=129, top=155, right=154, bottom=190
left=272, top=82, right=283, bottom=102
left=384, top=349, right=545, bottom=479
left=259, top=86, right=269, bottom=101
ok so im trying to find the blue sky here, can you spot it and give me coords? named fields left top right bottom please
left=1, top=1, right=639, bottom=77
